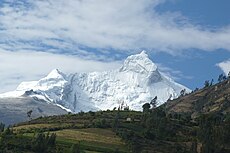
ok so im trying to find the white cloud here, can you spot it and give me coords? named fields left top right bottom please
left=0, top=49, right=121, bottom=93
left=0, top=0, right=229, bottom=55
left=0, top=0, right=229, bottom=93
left=157, top=63, right=193, bottom=81
left=217, top=60, right=230, bottom=75
left=0, top=48, right=187, bottom=93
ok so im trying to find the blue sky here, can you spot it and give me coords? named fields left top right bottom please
left=156, top=0, right=230, bottom=27
left=154, top=0, right=230, bottom=89
left=0, top=0, right=230, bottom=92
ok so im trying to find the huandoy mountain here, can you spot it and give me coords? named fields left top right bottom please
left=0, top=51, right=190, bottom=113
left=2, top=70, right=230, bottom=152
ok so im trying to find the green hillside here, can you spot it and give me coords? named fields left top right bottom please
left=0, top=78, right=230, bottom=153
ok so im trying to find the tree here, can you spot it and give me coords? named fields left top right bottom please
left=3, top=126, right=12, bottom=135
left=210, top=79, right=214, bottom=86
left=218, top=74, right=224, bottom=83
left=204, top=80, right=210, bottom=88
left=191, top=140, right=198, bottom=153
left=32, top=133, right=47, bottom=152
left=167, top=94, right=172, bottom=101
left=194, top=88, right=199, bottom=92
left=180, top=89, right=186, bottom=96
left=47, top=133, right=56, bottom=147
left=89, top=111, right=95, bottom=116
left=112, top=111, right=120, bottom=130
left=124, top=106, right=130, bottom=111
left=142, top=103, right=150, bottom=113
left=150, top=96, right=158, bottom=109
left=32, top=132, right=56, bottom=152
left=70, top=143, right=80, bottom=153
left=0, top=123, right=5, bottom=133
left=198, top=114, right=227, bottom=153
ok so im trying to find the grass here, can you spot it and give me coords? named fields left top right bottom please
left=22, top=128, right=129, bottom=153
left=54, top=128, right=128, bottom=152
left=13, top=122, right=85, bottom=133
left=14, top=123, right=61, bottom=130
left=57, top=138, right=127, bottom=153
left=55, top=128, right=124, bottom=145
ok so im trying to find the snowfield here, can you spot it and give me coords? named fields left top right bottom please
left=0, top=51, right=190, bottom=113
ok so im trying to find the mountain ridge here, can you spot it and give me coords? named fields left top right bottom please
left=0, top=51, right=190, bottom=113
left=165, top=78, right=230, bottom=119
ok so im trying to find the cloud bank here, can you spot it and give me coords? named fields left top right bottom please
left=0, top=49, right=121, bottom=93
left=0, top=0, right=229, bottom=56
left=0, top=0, right=229, bottom=92
left=217, top=60, right=230, bottom=75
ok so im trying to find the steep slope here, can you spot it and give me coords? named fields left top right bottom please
left=0, top=97, right=67, bottom=125
left=165, top=79, right=230, bottom=119
left=3, top=82, right=230, bottom=153
left=0, top=51, right=190, bottom=112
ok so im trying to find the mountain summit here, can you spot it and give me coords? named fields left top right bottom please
left=0, top=51, right=190, bottom=112
left=120, top=51, right=157, bottom=73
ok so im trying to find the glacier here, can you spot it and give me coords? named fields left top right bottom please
left=0, top=51, right=190, bottom=112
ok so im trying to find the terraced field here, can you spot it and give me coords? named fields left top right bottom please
left=55, top=128, right=128, bottom=152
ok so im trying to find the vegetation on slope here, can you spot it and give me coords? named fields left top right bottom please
left=0, top=73, right=229, bottom=153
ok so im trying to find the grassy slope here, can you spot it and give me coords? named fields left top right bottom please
left=11, top=110, right=197, bottom=153
left=13, top=111, right=137, bottom=153
left=21, top=128, right=127, bottom=153
left=3, top=107, right=230, bottom=153
left=165, top=79, right=230, bottom=118
left=2, top=79, right=230, bottom=153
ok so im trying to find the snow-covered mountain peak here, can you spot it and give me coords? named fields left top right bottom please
left=0, top=51, right=190, bottom=113
left=16, top=69, right=67, bottom=92
left=45, top=69, right=65, bottom=79
left=120, top=50, right=158, bottom=74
